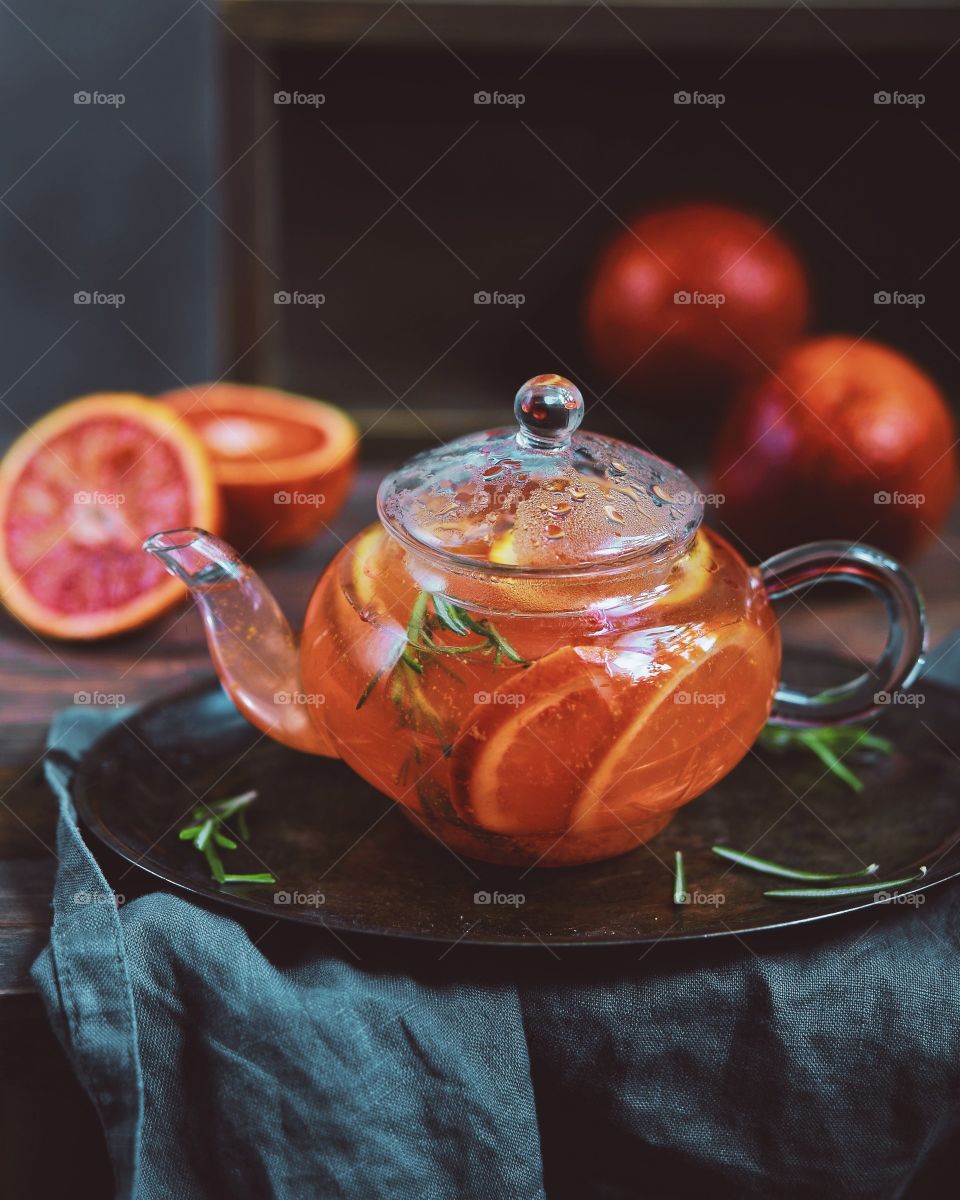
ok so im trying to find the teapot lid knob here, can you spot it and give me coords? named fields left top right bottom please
left=514, top=374, right=584, bottom=450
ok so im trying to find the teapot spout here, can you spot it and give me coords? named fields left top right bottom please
left=142, top=528, right=336, bottom=757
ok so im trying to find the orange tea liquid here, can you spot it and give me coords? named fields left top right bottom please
left=302, top=526, right=779, bottom=866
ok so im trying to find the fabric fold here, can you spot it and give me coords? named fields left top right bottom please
left=31, top=707, right=547, bottom=1200
left=30, top=701, right=960, bottom=1199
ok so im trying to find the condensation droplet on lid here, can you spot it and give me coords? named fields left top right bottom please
left=604, top=505, right=625, bottom=525
left=614, top=483, right=642, bottom=502
left=545, top=523, right=564, bottom=539
left=482, top=465, right=502, bottom=478
left=545, top=478, right=567, bottom=492
left=609, top=461, right=627, bottom=477
left=501, top=458, right=522, bottom=468
left=652, top=483, right=674, bottom=503
left=568, top=486, right=587, bottom=502
left=549, top=501, right=573, bottom=516
left=422, top=495, right=457, bottom=516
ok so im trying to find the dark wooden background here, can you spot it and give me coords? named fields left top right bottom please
left=221, top=2, right=960, bottom=463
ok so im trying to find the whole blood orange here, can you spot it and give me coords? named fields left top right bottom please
left=0, top=393, right=220, bottom=639
left=584, top=201, right=810, bottom=399
left=711, top=336, right=958, bottom=561
left=161, top=384, right=359, bottom=553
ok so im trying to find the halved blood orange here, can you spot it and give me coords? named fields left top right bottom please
left=0, top=393, right=220, bottom=639
left=161, top=384, right=359, bottom=553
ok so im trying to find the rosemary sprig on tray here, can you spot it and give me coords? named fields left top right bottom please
left=356, top=592, right=528, bottom=762
left=711, top=846, right=880, bottom=882
left=765, top=867, right=927, bottom=900
left=673, top=850, right=686, bottom=906
left=178, top=790, right=276, bottom=885
left=758, top=724, right=894, bottom=792
left=700, top=845, right=928, bottom=904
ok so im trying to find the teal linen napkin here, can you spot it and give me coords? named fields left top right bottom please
left=32, top=704, right=960, bottom=1200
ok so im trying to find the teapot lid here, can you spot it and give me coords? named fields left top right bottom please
left=377, top=374, right=703, bottom=571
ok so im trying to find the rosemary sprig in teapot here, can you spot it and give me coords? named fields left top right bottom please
left=357, top=592, right=527, bottom=759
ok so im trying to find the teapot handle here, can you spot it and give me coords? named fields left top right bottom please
left=760, top=541, right=927, bottom=726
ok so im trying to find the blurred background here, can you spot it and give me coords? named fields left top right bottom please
left=4, top=0, right=960, bottom=459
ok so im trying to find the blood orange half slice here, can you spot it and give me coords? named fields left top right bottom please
left=569, top=623, right=772, bottom=833
left=451, top=622, right=774, bottom=843
left=0, top=393, right=220, bottom=639
left=450, top=646, right=629, bottom=835
left=161, top=384, right=359, bottom=553
left=651, top=530, right=715, bottom=609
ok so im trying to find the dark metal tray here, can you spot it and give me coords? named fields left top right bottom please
left=73, top=673, right=960, bottom=947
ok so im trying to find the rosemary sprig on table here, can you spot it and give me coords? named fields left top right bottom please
left=178, top=790, right=276, bottom=885
left=356, top=592, right=528, bottom=761
left=758, top=724, right=894, bottom=792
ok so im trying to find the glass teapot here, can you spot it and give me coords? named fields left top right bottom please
left=144, top=375, right=926, bottom=868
